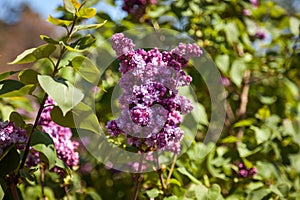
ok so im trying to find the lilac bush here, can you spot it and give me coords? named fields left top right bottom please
left=106, top=33, right=202, bottom=155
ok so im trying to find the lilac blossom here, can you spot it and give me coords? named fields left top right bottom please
left=122, top=0, right=156, bottom=20
left=0, top=121, right=27, bottom=156
left=27, top=97, right=79, bottom=174
left=250, top=0, right=259, bottom=7
left=106, top=33, right=202, bottom=155
left=237, top=163, right=257, bottom=178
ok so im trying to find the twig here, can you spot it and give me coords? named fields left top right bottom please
left=19, top=94, right=48, bottom=170
left=9, top=182, right=19, bottom=200
left=166, top=154, right=177, bottom=186
left=237, top=69, right=251, bottom=138
left=40, top=163, right=46, bottom=200
left=155, top=152, right=167, bottom=194
left=132, top=153, right=145, bottom=200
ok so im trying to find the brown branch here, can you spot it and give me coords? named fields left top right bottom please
left=237, top=69, right=251, bottom=138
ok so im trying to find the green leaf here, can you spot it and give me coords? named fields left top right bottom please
left=18, top=69, right=39, bottom=85
left=230, top=59, right=246, bottom=87
left=0, top=71, right=19, bottom=81
left=177, top=167, right=201, bottom=185
left=55, top=157, right=71, bottom=175
left=9, top=48, right=36, bottom=64
left=9, top=112, right=25, bottom=128
left=63, top=0, right=81, bottom=13
left=283, top=77, right=299, bottom=99
left=257, top=95, right=277, bottom=105
left=9, top=44, right=56, bottom=64
left=146, top=188, right=161, bottom=198
left=290, top=17, right=300, bottom=36
left=251, top=126, right=271, bottom=145
left=30, top=131, right=56, bottom=169
left=64, top=34, right=96, bottom=52
left=0, top=146, right=20, bottom=177
left=74, top=21, right=107, bottom=31
left=0, top=80, right=34, bottom=98
left=76, top=7, right=96, bottom=19
left=40, top=35, right=59, bottom=44
left=277, top=184, right=289, bottom=198
left=224, top=21, right=239, bottom=44
left=221, top=136, right=239, bottom=143
left=233, top=118, right=256, bottom=128
left=38, top=75, right=84, bottom=115
left=71, top=56, right=100, bottom=84
left=47, top=15, right=73, bottom=27
left=186, top=183, right=207, bottom=200
left=51, top=102, right=101, bottom=134
left=215, top=55, right=230, bottom=74
left=207, top=184, right=223, bottom=200
left=163, top=196, right=179, bottom=200
left=168, top=178, right=182, bottom=186
left=255, top=106, right=270, bottom=120
left=246, top=188, right=271, bottom=200
left=237, top=143, right=261, bottom=158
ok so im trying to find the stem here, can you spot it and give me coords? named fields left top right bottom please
left=40, top=164, right=46, bottom=200
left=237, top=69, right=251, bottom=139
left=9, top=183, right=19, bottom=200
left=132, top=153, right=145, bottom=200
left=166, top=154, right=177, bottom=186
left=64, top=185, right=70, bottom=200
left=19, top=94, right=48, bottom=170
left=155, top=152, right=167, bottom=194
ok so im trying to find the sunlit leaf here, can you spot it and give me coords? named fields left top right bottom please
left=215, top=54, right=230, bottom=74
left=47, top=15, right=73, bottom=27
left=76, top=8, right=96, bottom=19
left=63, top=0, right=81, bottom=13
left=38, top=75, right=84, bottom=115
left=74, top=21, right=107, bottom=31
left=50, top=102, right=101, bottom=134
left=177, top=167, right=201, bottom=185
left=230, top=59, right=246, bottom=87
left=9, top=44, right=56, bottom=64
left=30, top=131, right=57, bottom=169
left=251, top=126, right=271, bottom=145
left=146, top=188, right=161, bottom=198
left=71, top=56, right=100, bottom=84
left=40, top=35, right=59, bottom=44
left=0, top=80, right=34, bottom=98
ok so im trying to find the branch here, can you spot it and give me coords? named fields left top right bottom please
left=237, top=69, right=251, bottom=138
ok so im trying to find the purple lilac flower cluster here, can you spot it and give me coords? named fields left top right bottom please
left=106, top=33, right=202, bottom=154
left=122, top=0, right=156, bottom=20
left=237, top=163, right=257, bottom=178
left=0, top=121, right=27, bottom=156
left=27, top=97, right=79, bottom=174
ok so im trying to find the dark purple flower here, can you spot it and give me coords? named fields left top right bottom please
left=237, top=163, right=257, bottom=178
left=255, top=29, right=266, bottom=40
left=122, top=0, right=156, bottom=20
left=0, top=121, right=27, bottom=156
